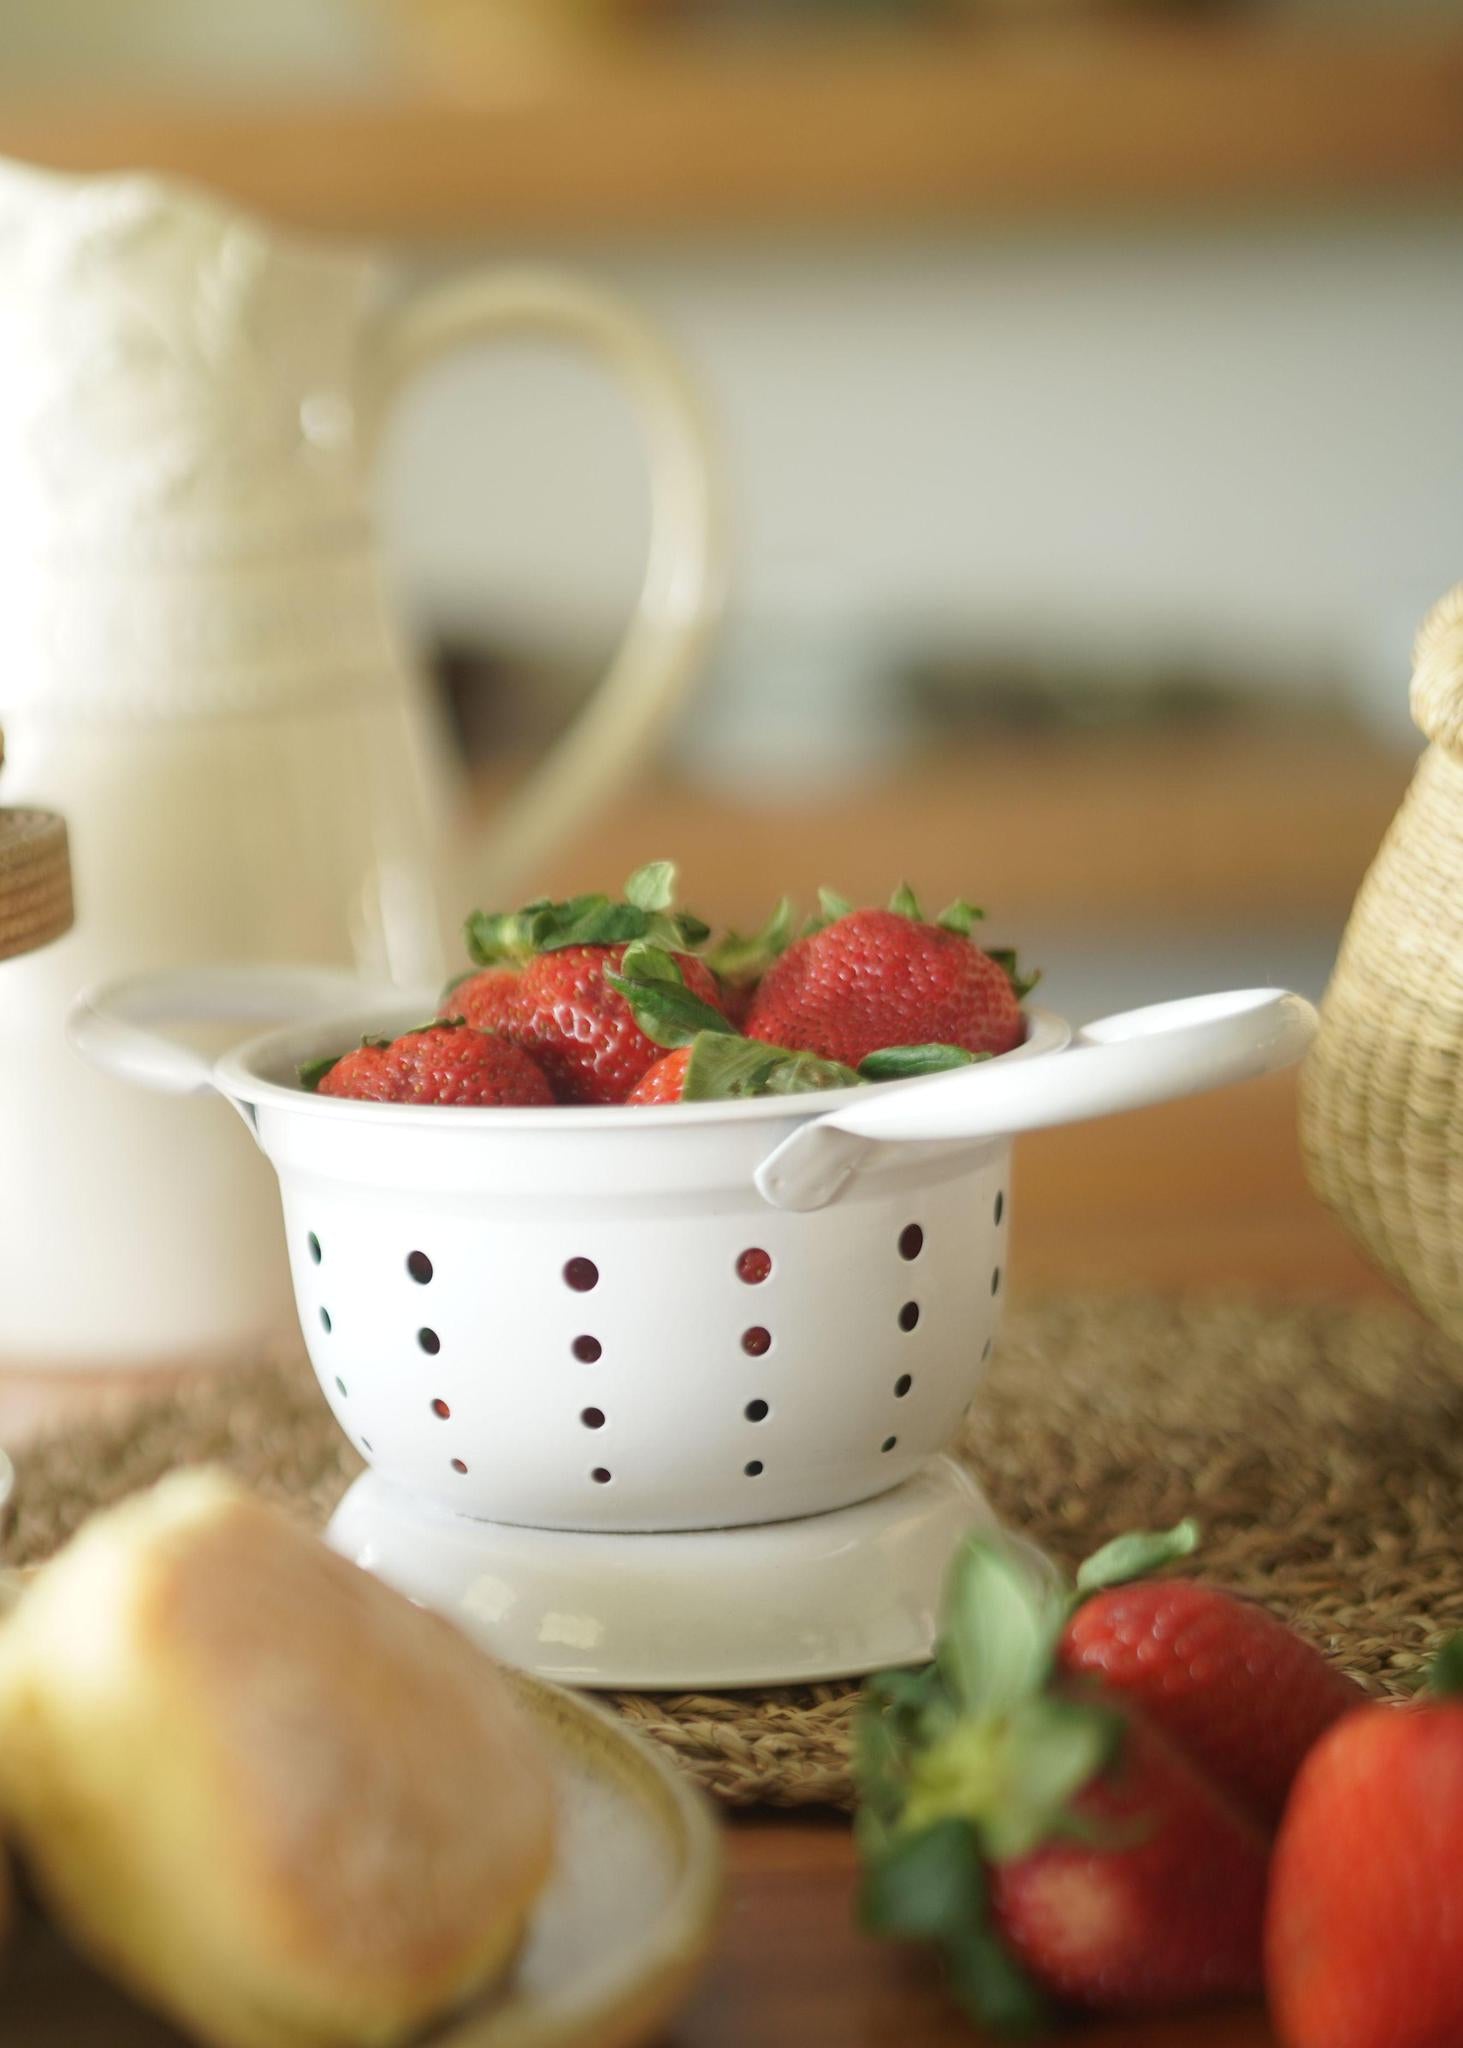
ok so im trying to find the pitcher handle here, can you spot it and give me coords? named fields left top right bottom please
left=359, top=270, right=725, bottom=902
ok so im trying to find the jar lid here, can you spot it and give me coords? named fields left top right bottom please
left=0, top=729, right=73, bottom=962
left=1412, top=584, right=1463, bottom=756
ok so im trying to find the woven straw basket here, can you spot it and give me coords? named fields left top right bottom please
left=1302, top=587, right=1463, bottom=1341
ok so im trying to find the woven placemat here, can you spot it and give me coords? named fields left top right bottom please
left=7, top=1294, right=1462, bottom=1812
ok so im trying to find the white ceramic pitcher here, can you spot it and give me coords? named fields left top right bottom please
left=0, top=159, right=722, bottom=1370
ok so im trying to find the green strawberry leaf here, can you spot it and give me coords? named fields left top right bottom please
left=936, top=898, right=985, bottom=936
left=624, top=859, right=676, bottom=913
left=464, top=904, right=550, bottom=967
left=859, top=1044, right=989, bottom=1081
left=801, top=885, right=855, bottom=938
left=937, top=1535, right=1070, bottom=1722
left=943, top=1919, right=1051, bottom=2037
left=705, top=897, right=795, bottom=984
left=987, top=947, right=1041, bottom=1003
left=889, top=882, right=925, bottom=921
left=901, top=1693, right=1122, bottom=1863
left=543, top=896, right=654, bottom=950
left=298, top=1052, right=344, bottom=1091
left=605, top=969, right=736, bottom=1050
left=1075, top=1519, right=1201, bottom=1596
left=679, top=1031, right=860, bottom=1101
left=617, top=938, right=684, bottom=985
left=1429, top=1634, right=1463, bottom=1698
left=858, top=1818, right=985, bottom=1942
left=465, top=865, right=710, bottom=965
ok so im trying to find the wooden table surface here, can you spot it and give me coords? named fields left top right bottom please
left=1, top=1065, right=1394, bottom=2046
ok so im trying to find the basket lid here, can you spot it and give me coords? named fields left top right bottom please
left=1412, top=584, right=1463, bottom=755
left=0, top=727, right=73, bottom=962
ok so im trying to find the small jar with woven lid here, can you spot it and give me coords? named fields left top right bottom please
left=0, top=727, right=71, bottom=966
left=1301, top=587, right=1463, bottom=1340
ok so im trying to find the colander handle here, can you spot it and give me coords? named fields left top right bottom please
left=67, top=966, right=380, bottom=1100
left=754, top=988, right=1318, bottom=1213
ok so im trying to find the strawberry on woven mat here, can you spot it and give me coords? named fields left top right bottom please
left=855, top=1521, right=1366, bottom=2030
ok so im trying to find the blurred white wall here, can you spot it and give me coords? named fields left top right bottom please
left=379, top=218, right=1463, bottom=742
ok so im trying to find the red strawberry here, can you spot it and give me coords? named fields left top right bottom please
left=306, top=1024, right=553, bottom=1107
left=1060, top=1528, right=1362, bottom=1826
left=445, top=966, right=520, bottom=1036
left=857, top=1531, right=1269, bottom=2030
left=627, top=1046, right=692, bottom=1103
left=747, top=888, right=1030, bottom=1068
left=513, top=943, right=726, bottom=1105
left=1266, top=1639, right=1463, bottom=2048
left=457, top=861, right=721, bottom=1104
left=990, top=1704, right=1268, bottom=2012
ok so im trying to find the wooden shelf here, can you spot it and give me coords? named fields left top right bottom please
left=3, top=21, right=1463, bottom=239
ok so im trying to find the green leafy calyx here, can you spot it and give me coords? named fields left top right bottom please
left=705, top=897, right=795, bottom=986
left=986, top=947, right=1041, bottom=1003
left=464, top=862, right=709, bottom=967
left=679, top=1032, right=861, bottom=1101
left=605, top=949, right=737, bottom=1050
left=1075, top=1519, right=1201, bottom=1596
left=853, top=1522, right=1209, bottom=2034
left=937, top=899, right=985, bottom=937
left=858, top=1044, right=988, bottom=1081
left=801, top=886, right=856, bottom=938
left=1428, top=1634, right=1463, bottom=1699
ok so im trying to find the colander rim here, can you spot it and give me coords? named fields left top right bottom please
left=216, top=1005, right=1071, bottom=1131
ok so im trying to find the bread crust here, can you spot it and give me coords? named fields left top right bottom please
left=0, top=1472, right=556, bottom=2048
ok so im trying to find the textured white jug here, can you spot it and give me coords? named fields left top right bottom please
left=0, top=159, right=722, bottom=1369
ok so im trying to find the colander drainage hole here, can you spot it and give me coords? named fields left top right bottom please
left=431, top=1398, right=450, bottom=1419
left=361, top=1437, right=373, bottom=1454
left=581, top=1407, right=606, bottom=1430
left=572, top=1335, right=602, bottom=1363
left=991, top=1267, right=1002, bottom=1296
left=451, top=1457, right=468, bottom=1474
left=418, top=1328, right=441, bottom=1355
left=898, top=1301, right=920, bottom=1332
left=895, top=1374, right=912, bottom=1398
left=319, top=1307, right=332, bottom=1334
left=898, top=1223, right=923, bottom=1260
left=742, top=1326, right=772, bottom=1357
left=591, top=1467, right=612, bottom=1484
left=744, top=1399, right=769, bottom=1422
left=308, top=1233, right=322, bottom=1264
left=881, top=1436, right=897, bottom=1453
left=995, top=1190, right=1005, bottom=1226
left=744, top=1460, right=764, bottom=1478
left=407, top=1250, right=433, bottom=1284
left=564, top=1257, right=599, bottom=1292
left=737, top=1247, right=772, bottom=1285
left=335, top=1376, right=347, bottom=1398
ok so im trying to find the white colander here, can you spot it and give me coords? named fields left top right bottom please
left=70, top=970, right=1316, bottom=1686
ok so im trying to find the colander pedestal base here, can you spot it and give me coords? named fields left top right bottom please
left=326, top=1454, right=1000, bottom=1689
